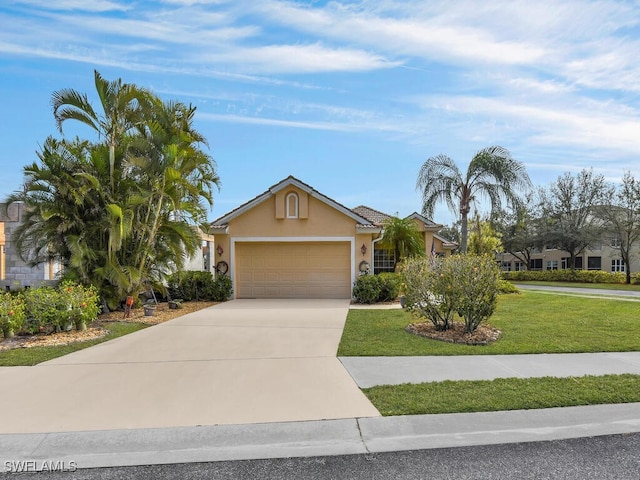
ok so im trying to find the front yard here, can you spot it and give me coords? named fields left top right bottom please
left=340, top=291, right=640, bottom=415
left=338, top=291, right=640, bottom=356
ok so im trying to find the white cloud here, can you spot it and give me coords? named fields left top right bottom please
left=200, top=43, right=399, bottom=73
left=7, top=0, right=128, bottom=11
left=424, top=94, right=640, bottom=157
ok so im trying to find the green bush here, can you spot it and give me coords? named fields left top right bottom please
left=503, top=269, right=627, bottom=284
left=23, top=287, right=60, bottom=334
left=167, top=271, right=232, bottom=302
left=401, top=257, right=454, bottom=331
left=377, top=273, right=401, bottom=302
left=352, top=275, right=382, bottom=304
left=211, top=274, right=233, bottom=301
left=59, top=281, right=101, bottom=331
left=0, top=292, right=26, bottom=338
left=401, top=255, right=502, bottom=333
left=446, top=255, right=502, bottom=333
left=498, top=280, right=520, bottom=294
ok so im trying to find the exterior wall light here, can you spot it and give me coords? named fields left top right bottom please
left=216, top=244, right=224, bottom=256
left=361, top=243, right=367, bottom=256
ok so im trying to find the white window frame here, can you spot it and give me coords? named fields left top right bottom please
left=286, top=192, right=299, bottom=219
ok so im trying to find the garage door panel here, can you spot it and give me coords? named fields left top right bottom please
left=236, top=242, right=351, bottom=299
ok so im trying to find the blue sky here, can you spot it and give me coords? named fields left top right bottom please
left=2, top=1, right=640, bottom=226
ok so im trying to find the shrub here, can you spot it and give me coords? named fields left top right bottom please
left=446, top=255, right=502, bottom=333
left=167, top=271, right=232, bottom=302
left=377, top=273, right=402, bottom=302
left=59, top=282, right=101, bottom=331
left=0, top=292, right=26, bottom=338
left=498, top=280, right=520, bottom=294
left=401, top=257, right=454, bottom=331
left=211, top=274, right=233, bottom=301
left=352, top=275, right=382, bottom=304
left=23, top=286, right=60, bottom=334
left=503, top=269, right=627, bottom=284
left=401, top=254, right=502, bottom=333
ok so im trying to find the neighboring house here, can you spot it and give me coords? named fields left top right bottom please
left=183, top=230, right=216, bottom=273
left=498, top=238, right=638, bottom=273
left=210, top=176, right=455, bottom=299
left=0, top=203, right=62, bottom=291
left=0, top=202, right=214, bottom=290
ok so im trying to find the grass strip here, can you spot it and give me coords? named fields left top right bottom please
left=514, top=281, right=640, bottom=292
left=338, top=291, right=640, bottom=356
left=0, top=322, right=148, bottom=366
left=364, top=374, right=640, bottom=416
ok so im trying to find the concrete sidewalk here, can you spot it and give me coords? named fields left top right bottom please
left=340, top=352, right=640, bottom=388
left=2, top=403, right=639, bottom=469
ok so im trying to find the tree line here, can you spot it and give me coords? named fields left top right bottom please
left=418, top=148, right=640, bottom=284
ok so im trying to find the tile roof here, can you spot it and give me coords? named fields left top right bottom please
left=351, top=205, right=393, bottom=226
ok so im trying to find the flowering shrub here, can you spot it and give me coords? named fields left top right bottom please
left=24, top=287, right=61, bottom=334
left=58, top=281, right=100, bottom=331
left=401, top=254, right=502, bottom=333
left=0, top=292, right=26, bottom=338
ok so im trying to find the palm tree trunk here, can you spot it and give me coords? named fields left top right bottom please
left=460, top=212, right=468, bottom=254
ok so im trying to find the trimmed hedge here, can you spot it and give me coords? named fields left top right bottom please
left=167, top=271, right=233, bottom=302
left=352, top=273, right=401, bottom=304
left=503, top=269, right=628, bottom=284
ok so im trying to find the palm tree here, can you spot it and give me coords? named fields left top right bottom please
left=416, top=146, right=531, bottom=253
left=380, top=216, right=425, bottom=268
left=51, top=70, right=150, bottom=194
left=10, top=72, right=220, bottom=308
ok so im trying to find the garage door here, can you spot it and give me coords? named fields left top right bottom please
left=235, top=242, right=351, bottom=298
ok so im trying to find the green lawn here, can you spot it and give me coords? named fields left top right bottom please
left=0, top=322, right=148, bottom=366
left=338, top=291, right=640, bottom=356
left=364, top=374, right=640, bottom=416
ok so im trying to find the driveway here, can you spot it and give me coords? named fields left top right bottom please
left=0, top=299, right=379, bottom=434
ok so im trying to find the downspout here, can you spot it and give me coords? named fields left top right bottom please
left=371, top=230, right=384, bottom=275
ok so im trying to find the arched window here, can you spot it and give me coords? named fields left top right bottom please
left=286, top=192, right=299, bottom=218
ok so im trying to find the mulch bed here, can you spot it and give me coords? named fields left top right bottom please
left=406, top=321, right=502, bottom=345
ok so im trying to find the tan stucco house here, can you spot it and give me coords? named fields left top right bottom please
left=210, top=176, right=455, bottom=299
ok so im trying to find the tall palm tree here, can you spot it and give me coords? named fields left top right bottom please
left=51, top=69, right=150, bottom=194
left=416, top=146, right=531, bottom=253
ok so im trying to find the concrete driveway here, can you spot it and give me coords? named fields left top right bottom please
left=0, top=299, right=379, bottom=434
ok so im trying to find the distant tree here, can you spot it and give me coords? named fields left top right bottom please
left=467, top=213, right=502, bottom=256
left=416, top=146, right=531, bottom=254
left=379, top=216, right=425, bottom=269
left=495, top=193, right=542, bottom=270
left=539, top=169, right=607, bottom=270
left=599, top=172, right=640, bottom=284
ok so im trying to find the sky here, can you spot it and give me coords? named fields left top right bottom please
left=2, top=0, right=640, bottom=226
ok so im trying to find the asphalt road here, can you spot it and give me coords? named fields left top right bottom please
left=6, top=432, right=639, bottom=480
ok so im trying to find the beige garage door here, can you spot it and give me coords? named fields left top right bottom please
left=235, top=242, right=351, bottom=299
